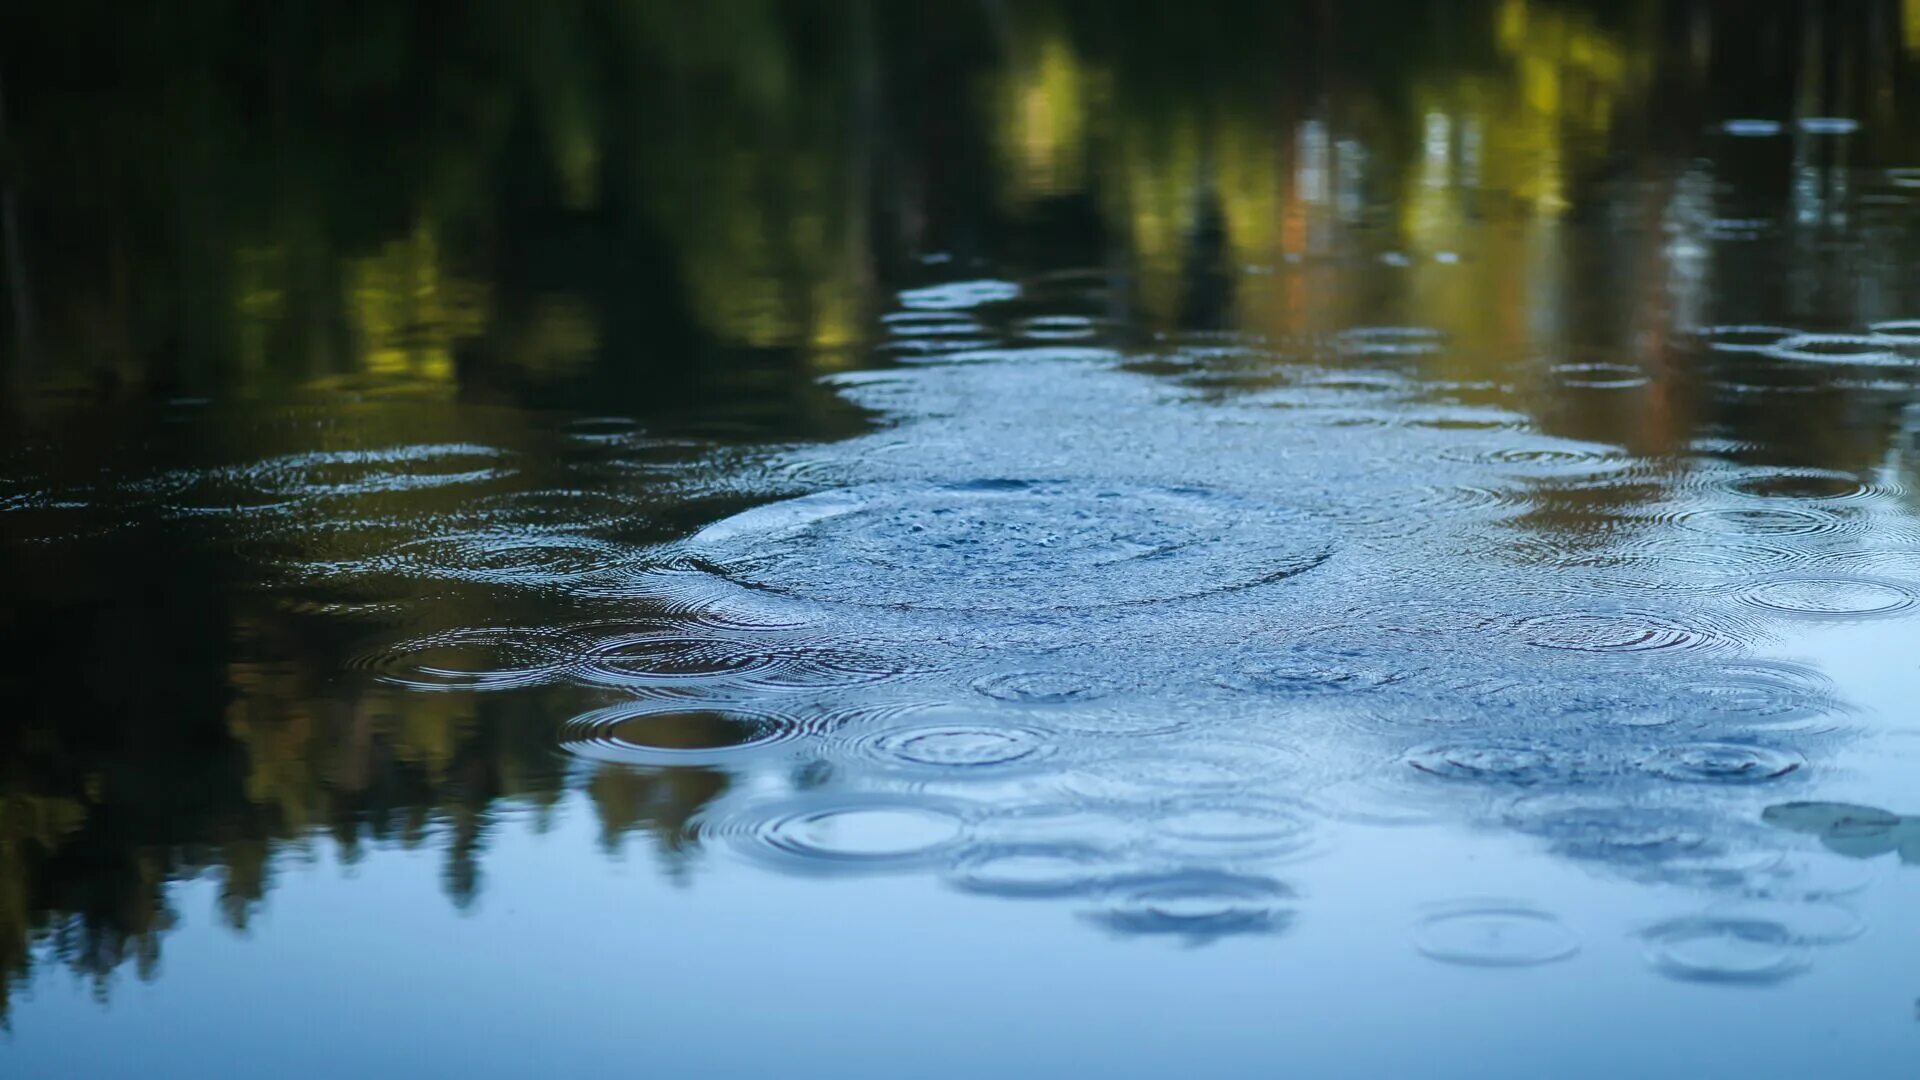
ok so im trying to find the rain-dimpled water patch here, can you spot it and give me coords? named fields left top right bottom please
left=684, top=480, right=1332, bottom=612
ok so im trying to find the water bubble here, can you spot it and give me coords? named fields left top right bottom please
left=1642, top=743, right=1804, bottom=785
left=1414, top=903, right=1580, bottom=967
left=1643, top=916, right=1808, bottom=984
left=1084, top=871, right=1297, bottom=940
left=686, top=481, right=1331, bottom=613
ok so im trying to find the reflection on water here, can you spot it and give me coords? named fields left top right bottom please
left=7, top=0, right=1920, bottom=1073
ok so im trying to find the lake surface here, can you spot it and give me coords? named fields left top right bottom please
left=6, top=2, right=1920, bottom=1076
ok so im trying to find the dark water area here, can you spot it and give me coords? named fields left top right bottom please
left=5, top=2, right=1920, bottom=1075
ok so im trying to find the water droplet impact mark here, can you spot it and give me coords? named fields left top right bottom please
left=372, top=530, right=639, bottom=588
left=1643, top=917, right=1808, bottom=984
left=1670, top=505, right=1847, bottom=537
left=1762, top=333, right=1909, bottom=367
left=702, top=795, right=972, bottom=875
left=1642, top=743, right=1804, bottom=785
left=1869, top=319, right=1920, bottom=344
left=1083, top=871, right=1297, bottom=940
left=685, top=481, right=1331, bottom=613
left=972, top=670, right=1115, bottom=704
left=1718, top=468, right=1876, bottom=501
left=352, top=626, right=573, bottom=692
left=1015, top=315, right=1101, bottom=341
left=897, top=279, right=1021, bottom=310
left=1700, top=325, right=1798, bottom=352
left=1335, top=326, right=1447, bottom=356
left=947, top=843, right=1119, bottom=898
left=1414, top=903, right=1580, bottom=967
left=1797, top=117, right=1860, bottom=135
left=1735, top=575, right=1920, bottom=620
left=1549, top=362, right=1650, bottom=389
left=560, top=416, right=643, bottom=443
left=1512, top=611, right=1732, bottom=654
left=571, top=624, right=910, bottom=693
left=1702, top=898, right=1864, bottom=945
left=1406, top=744, right=1598, bottom=786
left=561, top=701, right=819, bottom=766
left=852, top=715, right=1057, bottom=774
left=1146, top=798, right=1319, bottom=860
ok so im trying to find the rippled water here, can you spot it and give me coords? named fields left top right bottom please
left=9, top=2, right=1920, bottom=1077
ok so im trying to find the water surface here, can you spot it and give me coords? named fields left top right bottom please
left=7, top=3, right=1920, bottom=1076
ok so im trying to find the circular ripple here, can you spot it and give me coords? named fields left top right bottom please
left=686, top=481, right=1331, bottom=613
left=573, top=624, right=907, bottom=693
left=1644, top=917, right=1807, bottom=984
left=561, top=700, right=819, bottom=766
left=1414, top=904, right=1580, bottom=967
left=1703, top=898, right=1864, bottom=945
left=1673, top=660, right=1840, bottom=731
left=1550, top=361, right=1649, bottom=389
left=1513, top=611, right=1733, bottom=654
left=380, top=531, right=638, bottom=588
left=560, top=416, right=643, bottom=443
left=1336, top=326, right=1447, bottom=356
left=240, top=444, right=507, bottom=498
left=947, top=843, right=1118, bottom=898
left=1406, top=744, right=1598, bottom=786
left=898, top=279, right=1021, bottom=310
left=1870, top=319, right=1920, bottom=344
left=1721, top=119, right=1782, bottom=137
left=1735, top=574, right=1920, bottom=620
left=1147, top=797, right=1318, bottom=860
left=1718, top=468, right=1877, bottom=501
left=1762, top=333, right=1908, bottom=366
left=853, top=714, right=1056, bottom=774
left=1798, top=117, right=1860, bottom=135
left=972, top=670, right=1116, bottom=704
left=1015, top=315, right=1101, bottom=341
left=352, top=626, right=572, bottom=692
left=1085, top=871, right=1296, bottom=938
left=1670, top=504, right=1847, bottom=537
left=1700, top=325, right=1798, bottom=352
left=702, top=796, right=971, bottom=874
left=1642, top=743, right=1805, bottom=785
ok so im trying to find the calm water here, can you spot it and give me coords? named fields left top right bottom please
left=7, top=2, right=1920, bottom=1076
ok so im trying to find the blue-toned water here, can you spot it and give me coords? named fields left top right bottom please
left=7, top=2, right=1920, bottom=1076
